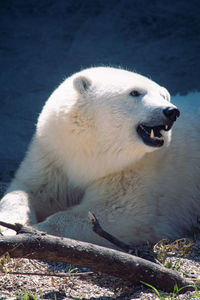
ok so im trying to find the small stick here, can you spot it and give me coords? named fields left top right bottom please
left=0, top=221, right=22, bottom=232
left=3, top=271, right=95, bottom=277
left=88, top=211, right=137, bottom=254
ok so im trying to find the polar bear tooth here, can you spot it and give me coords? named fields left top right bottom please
left=150, top=129, right=154, bottom=139
left=165, top=125, right=168, bottom=130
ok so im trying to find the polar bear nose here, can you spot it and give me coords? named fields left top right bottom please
left=163, top=107, right=180, bottom=122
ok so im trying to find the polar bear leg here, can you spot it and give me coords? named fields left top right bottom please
left=0, top=190, right=37, bottom=235
left=33, top=209, right=111, bottom=247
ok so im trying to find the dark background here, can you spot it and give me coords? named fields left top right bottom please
left=0, top=0, right=200, bottom=181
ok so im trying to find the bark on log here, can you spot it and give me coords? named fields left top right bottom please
left=0, top=221, right=194, bottom=293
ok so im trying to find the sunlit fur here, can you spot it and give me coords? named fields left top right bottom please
left=0, top=67, right=199, bottom=247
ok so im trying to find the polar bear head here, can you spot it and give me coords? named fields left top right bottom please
left=37, top=67, right=180, bottom=186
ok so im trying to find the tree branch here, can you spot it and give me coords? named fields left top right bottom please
left=0, top=221, right=194, bottom=293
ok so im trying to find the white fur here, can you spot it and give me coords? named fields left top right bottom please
left=0, top=67, right=199, bottom=247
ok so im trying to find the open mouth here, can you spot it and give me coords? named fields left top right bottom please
left=137, top=123, right=173, bottom=147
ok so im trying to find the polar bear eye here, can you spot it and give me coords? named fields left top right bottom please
left=130, top=90, right=141, bottom=97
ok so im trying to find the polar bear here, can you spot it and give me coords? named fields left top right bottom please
left=0, top=67, right=200, bottom=247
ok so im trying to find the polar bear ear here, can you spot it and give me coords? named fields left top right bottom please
left=73, top=76, right=92, bottom=95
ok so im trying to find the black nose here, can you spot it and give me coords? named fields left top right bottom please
left=163, top=107, right=180, bottom=122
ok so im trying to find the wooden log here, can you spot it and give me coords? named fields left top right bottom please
left=0, top=221, right=194, bottom=293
